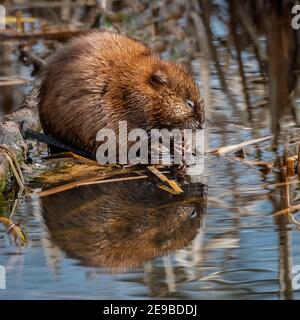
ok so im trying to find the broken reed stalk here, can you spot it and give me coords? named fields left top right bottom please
left=158, top=185, right=183, bottom=195
left=37, top=174, right=148, bottom=198
left=208, top=135, right=272, bottom=156
left=0, top=216, right=27, bottom=246
left=0, top=78, right=28, bottom=87
left=147, top=166, right=183, bottom=194
left=78, top=175, right=147, bottom=186
left=225, top=156, right=273, bottom=170
left=273, top=203, right=300, bottom=217
left=207, top=136, right=300, bottom=175
left=0, top=145, right=25, bottom=191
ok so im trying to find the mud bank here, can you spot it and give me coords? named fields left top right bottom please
left=0, top=106, right=40, bottom=209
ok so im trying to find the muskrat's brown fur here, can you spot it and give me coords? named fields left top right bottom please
left=41, top=179, right=207, bottom=270
left=38, top=30, right=204, bottom=157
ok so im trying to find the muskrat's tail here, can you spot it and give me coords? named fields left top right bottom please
left=24, top=129, right=94, bottom=159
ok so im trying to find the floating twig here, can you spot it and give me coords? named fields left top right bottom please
left=147, top=166, right=183, bottom=194
left=273, top=204, right=300, bottom=217
left=0, top=216, right=27, bottom=247
left=208, top=135, right=272, bottom=156
left=0, top=76, right=28, bottom=87
left=228, top=156, right=273, bottom=169
left=158, top=185, right=182, bottom=195
left=37, top=174, right=148, bottom=197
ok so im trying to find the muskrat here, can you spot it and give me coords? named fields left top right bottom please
left=38, top=30, right=204, bottom=160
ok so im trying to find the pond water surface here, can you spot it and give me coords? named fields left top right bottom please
left=1, top=40, right=300, bottom=300
left=1, top=125, right=300, bottom=299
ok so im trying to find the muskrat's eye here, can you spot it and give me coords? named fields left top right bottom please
left=186, top=99, right=194, bottom=109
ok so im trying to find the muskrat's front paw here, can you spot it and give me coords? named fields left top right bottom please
left=170, top=163, right=187, bottom=180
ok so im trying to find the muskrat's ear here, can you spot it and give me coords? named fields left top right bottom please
left=149, top=70, right=168, bottom=87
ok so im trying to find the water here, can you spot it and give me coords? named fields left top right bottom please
left=0, top=43, right=32, bottom=119
left=1, top=137, right=300, bottom=299
left=1, top=25, right=300, bottom=301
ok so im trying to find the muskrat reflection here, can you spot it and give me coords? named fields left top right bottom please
left=40, top=179, right=207, bottom=271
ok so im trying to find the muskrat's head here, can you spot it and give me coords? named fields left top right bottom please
left=111, top=55, right=205, bottom=132
left=124, top=58, right=205, bottom=131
